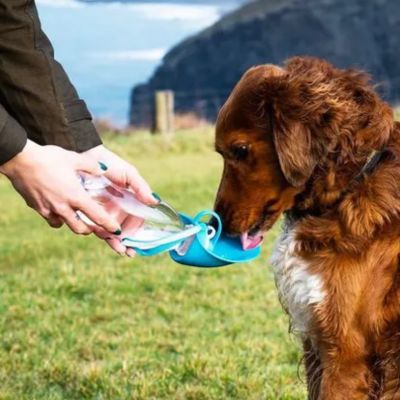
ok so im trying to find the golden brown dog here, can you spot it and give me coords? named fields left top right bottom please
left=214, top=56, right=400, bottom=399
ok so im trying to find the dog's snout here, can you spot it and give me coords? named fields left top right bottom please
left=214, top=201, right=239, bottom=235
left=214, top=198, right=230, bottom=223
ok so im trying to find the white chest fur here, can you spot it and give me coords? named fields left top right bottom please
left=271, top=224, right=326, bottom=335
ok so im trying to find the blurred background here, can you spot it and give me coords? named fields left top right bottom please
left=38, top=0, right=400, bottom=130
left=37, top=0, right=245, bottom=126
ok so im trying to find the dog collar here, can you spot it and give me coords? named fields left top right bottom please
left=352, top=149, right=387, bottom=183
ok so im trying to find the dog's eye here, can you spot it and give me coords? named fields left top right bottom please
left=231, top=144, right=249, bottom=161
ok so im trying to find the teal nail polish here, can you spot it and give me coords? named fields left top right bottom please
left=113, top=229, right=122, bottom=236
left=152, top=192, right=162, bottom=202
left=98, top=161, right=108, bottom=171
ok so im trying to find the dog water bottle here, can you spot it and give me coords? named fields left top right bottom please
left=79, top=174, right=261, bottom=268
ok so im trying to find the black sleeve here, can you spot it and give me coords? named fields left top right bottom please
left=0, top=0, right=102, bottom=154
left=0, top=103, right=27, bottom=165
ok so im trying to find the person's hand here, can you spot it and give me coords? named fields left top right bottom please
left=84, top=144, right=158, bottom=257
left=0, top=139, right=121, bottom=235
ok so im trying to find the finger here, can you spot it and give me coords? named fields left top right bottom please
left=126, top=248, right=136, bottom=258
left=92, top=226, right=111, bottom=240
left=73, top=195, right=121, bottom=234
left=74, top=154, right=107, bottom=176
left=46, top=213, right=64, bottom=229
left=35, top=205, right=64, bottom=229
left=125, top=169, right=157, bottom=205
left=120, top=216, right=145, bottom=238
left=92, top=226, right=122, bottom=242
left=104, top=237, right=126, bottom=255
left=104, top=166, right=157, bottom=205
left=62, top=211, right=93, bottom=236
left=94, top=229, right=126, bottom=254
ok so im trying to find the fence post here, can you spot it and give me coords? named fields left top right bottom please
left=153, top=90, right=174, bottom=134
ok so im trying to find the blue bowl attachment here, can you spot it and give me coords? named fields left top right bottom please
left=122, top=210, right=261, bottom=268
left=169, top=212, right=261, bottom=268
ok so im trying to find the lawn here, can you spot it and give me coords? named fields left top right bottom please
left=0, top=129, right=307, bottom=400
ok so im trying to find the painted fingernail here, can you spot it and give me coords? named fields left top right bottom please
left=152, top=192, right=162, bottom=202
left=98, top=161, right=108, bottom=171
left=113, top=229, right=122, bottom=236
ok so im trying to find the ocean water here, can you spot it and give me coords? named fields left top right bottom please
left=36, top=0, right=239, bottom=126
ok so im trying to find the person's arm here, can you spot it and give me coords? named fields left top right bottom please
left=0, top=0, right=156, bottom=205
left=0, top=0, right=156, bottom=256
left=0, top=103, right=27, bottom=165
left=0, top=138, right=123, bottom=236
left=0, top=0, right=101, bottom=152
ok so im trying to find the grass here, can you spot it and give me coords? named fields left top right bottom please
left=0, top=128, right=307, bottom=399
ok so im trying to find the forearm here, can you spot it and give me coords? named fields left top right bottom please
left=0, top=0, right=101, bottom=152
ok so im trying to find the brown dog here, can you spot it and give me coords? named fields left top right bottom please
left=214, top=56, right=400, bottom=399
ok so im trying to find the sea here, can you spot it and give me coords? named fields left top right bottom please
left=36, top=0, right=242, bottom=126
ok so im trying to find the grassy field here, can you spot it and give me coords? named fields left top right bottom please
left=0, top=129, right=307, bottom=400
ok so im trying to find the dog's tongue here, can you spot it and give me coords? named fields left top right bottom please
left=240, top=232, right=264, bottom=250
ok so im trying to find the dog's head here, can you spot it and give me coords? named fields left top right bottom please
left=214, top=57, right=393, bottom=249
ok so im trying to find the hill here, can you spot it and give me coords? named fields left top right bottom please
left=129, top=0, right=400, bottom=126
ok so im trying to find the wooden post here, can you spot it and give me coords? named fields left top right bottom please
left=153, top=90, right=174, bottom=134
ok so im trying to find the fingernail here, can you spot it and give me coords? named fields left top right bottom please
left=152, top=192, right=162, bottom=202
left=113, top=229, right=122, bottom=236
left=98, top=161, right=108, bottom=171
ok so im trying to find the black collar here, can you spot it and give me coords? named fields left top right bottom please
left=288, top=149, right=387, bottom=221
left=352, top=150, right=386, bottom=184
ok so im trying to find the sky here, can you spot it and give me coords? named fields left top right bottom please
left=36, top=0, right=242, bottom=125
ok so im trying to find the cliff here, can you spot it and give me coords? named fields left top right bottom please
left=129, top=0, right=400, bottom=126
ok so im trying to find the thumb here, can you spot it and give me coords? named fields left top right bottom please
left=75, top=154, right=107, bottom=176
left=123, top=167, right=158, bottom=205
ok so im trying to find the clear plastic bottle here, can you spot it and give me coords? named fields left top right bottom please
left=79, top=173, right=199, bottom=249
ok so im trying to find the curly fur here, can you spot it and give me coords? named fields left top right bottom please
left=214, top=56, right=400, bottom=399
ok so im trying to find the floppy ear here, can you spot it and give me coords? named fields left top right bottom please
left=270, top=108, right=317, bottom=188
left=261, top=58, right=328, bottom=187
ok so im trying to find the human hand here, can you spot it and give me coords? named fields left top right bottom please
left=84, top=144, right=158, bottom=256
left=0, top=140, right=121, bottom=236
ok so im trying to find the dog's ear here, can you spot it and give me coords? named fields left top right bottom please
left=263, top=73, right=318, bottom=188
left=262, top=58, right=336, bottom=187
left=264, top=57, right=333, bottom=187
left=270, top=110, right=317, bottom=188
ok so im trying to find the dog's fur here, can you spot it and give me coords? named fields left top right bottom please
left=214, top=57, right=400, bottom=399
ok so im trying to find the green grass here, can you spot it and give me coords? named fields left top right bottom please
left=0, top=129, right=307, bottom=399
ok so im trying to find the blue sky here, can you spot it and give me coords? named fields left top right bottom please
left=36, top=0, right=240, bottom=124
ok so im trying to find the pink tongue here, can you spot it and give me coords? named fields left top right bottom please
left=240, top=232, right=264, bottom=250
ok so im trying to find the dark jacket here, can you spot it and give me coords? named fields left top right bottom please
left=0, top=0, right=102, bottom=165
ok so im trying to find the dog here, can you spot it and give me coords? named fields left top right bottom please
left=214, top=56, right=400, bottom=399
